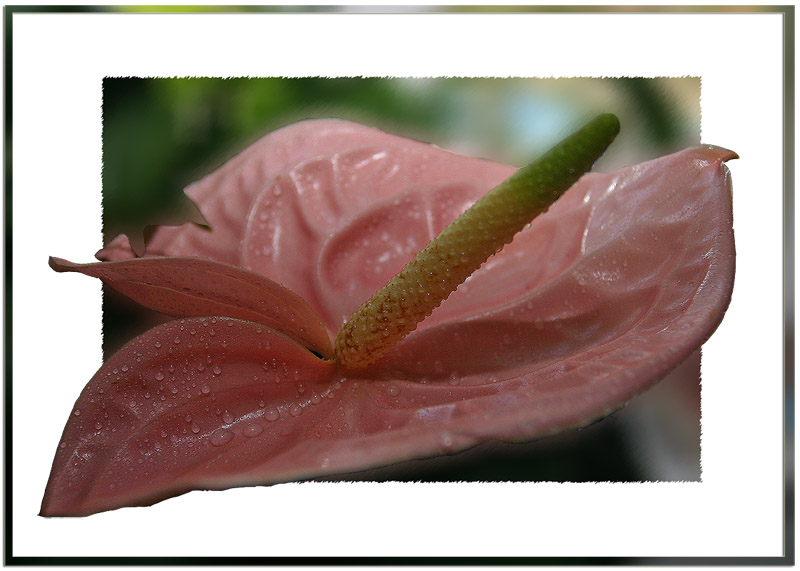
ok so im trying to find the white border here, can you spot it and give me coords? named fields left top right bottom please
left=11, top=8, right=785, bottom=558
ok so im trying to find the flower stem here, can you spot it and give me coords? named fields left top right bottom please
left=334, top=113, right=620, bottom=370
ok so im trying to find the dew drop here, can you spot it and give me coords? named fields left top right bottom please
left=210, top=429, right=234, bottom=447
left=440, top=431, right=454, bottom=451
left=289, top=404, right=303, bottom=417
left=264, top=407, right=280, bottom=421
left=201, top=384, right=211, bottom=395
left=174, top=336, right=181, bottom=344
left=191, top=423, right=201, bottom=434
left=222, top=411, right=234, bottom=424
left=73, top=409, right=81, bottom=416
left=213, top=366, right=222, bottom=376
left=243, top=423, right=263, bottom=437
left=387, top=384, right=400, bottom=397
left=155, top=372, right=165, bottom=381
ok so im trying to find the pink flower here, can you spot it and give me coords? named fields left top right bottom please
left=41, top=119, right=736, bottom=516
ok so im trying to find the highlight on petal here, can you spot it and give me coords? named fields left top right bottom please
left=128, top=120, right=463, bottom=267
left=40, top=316, right=336, bottom=517
left=49, top=256, right=333, bottom=359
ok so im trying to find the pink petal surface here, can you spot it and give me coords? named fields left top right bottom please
left=41, top=317, right=335, bottom=517
left=49, top=256, right=332, bottom=358
left=46, top=120, right=736, bottom=515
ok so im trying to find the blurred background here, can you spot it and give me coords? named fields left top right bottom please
left=102, top=77, right=702, bottom=482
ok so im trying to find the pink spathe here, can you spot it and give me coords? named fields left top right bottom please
left=42, top=120, right=736, bottom=516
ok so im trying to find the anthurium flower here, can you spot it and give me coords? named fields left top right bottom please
left=41, top=116, right=735, bottom=517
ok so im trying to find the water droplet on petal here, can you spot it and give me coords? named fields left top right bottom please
left=210, top=429, right=234, bottom=446
left=243, top=423, right=263, bottom=437
left=440, top=431, right=455, bottom=451
left=289, top=404, right=303, bottom=417
left=264, top=407, right=279, bottom=422
left=222, top=411, right=234, bottom=424
left=73, top=409, right=81, bottom=416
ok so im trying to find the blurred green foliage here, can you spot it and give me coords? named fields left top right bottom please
left=102, top=77, right=699, bottom=244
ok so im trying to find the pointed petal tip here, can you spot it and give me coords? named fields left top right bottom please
left=40, top=315, right=336, bottom=516
left=48, top=256, right=74, bottom=272
left=39, top=501, right=92, bottom=518
left=699, top=144, right=739, bottom=162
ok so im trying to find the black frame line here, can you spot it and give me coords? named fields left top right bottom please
left=3, top=4, right=793, bottom=566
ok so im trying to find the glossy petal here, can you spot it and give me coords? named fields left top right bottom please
left=50, top=256, right=333, bottom=358
left=40, top=317, right=335, bottom=517
left=378, top=145, right=737, bottom=380
left=48, top=120, right=736, bottom=515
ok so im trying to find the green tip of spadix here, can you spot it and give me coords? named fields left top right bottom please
left=334, top=113, right=620, bottom=370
